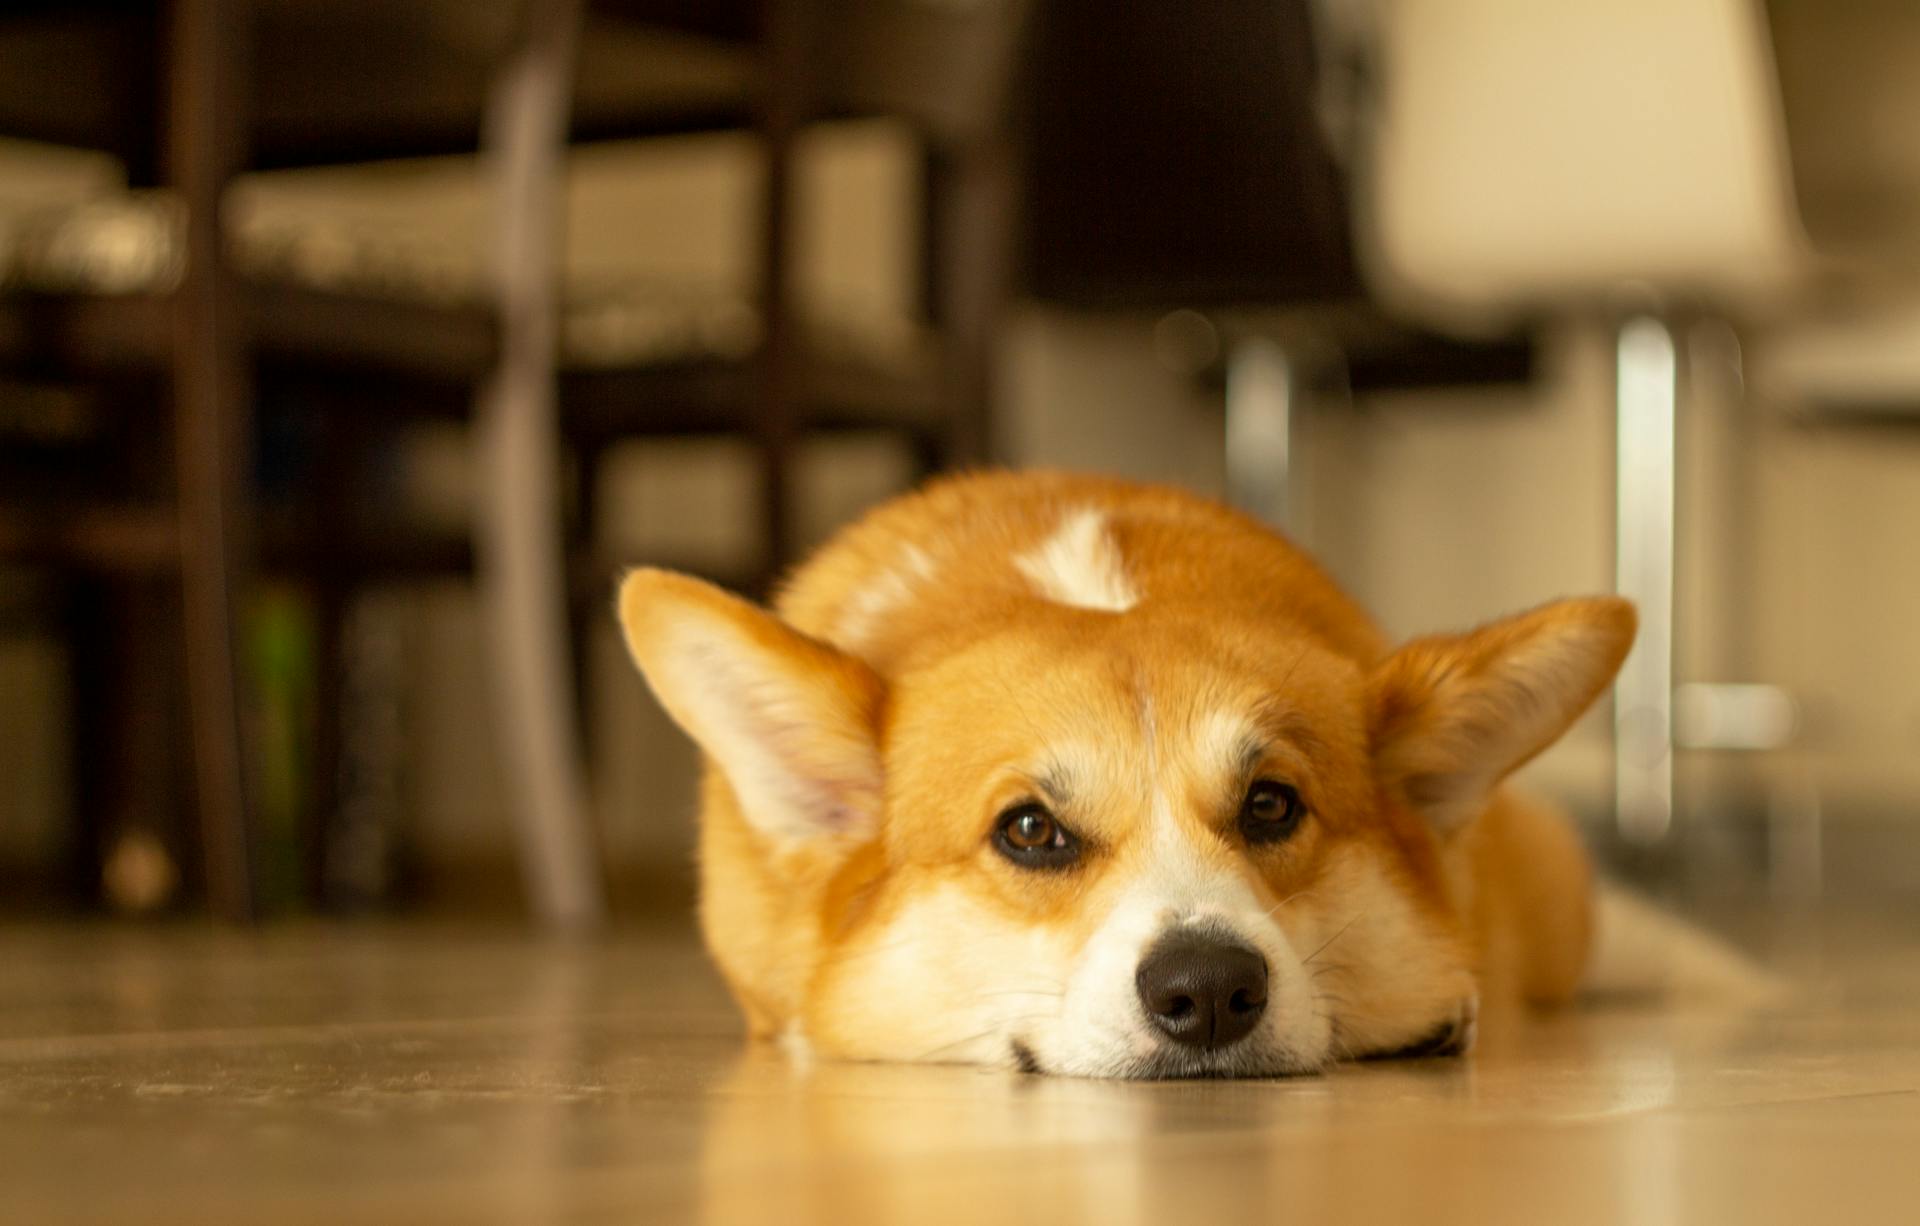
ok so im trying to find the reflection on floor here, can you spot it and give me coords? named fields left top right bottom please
left=3, top=905, right=1916, bottom=1225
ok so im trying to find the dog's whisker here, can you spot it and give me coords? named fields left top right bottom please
left=1259, top=887, right=1317, bottom=921
left=914, top=1015, right=1055, bottom=1062
left=1302, top=912, right=1366, bottom=967
left=913, top=1031, right=1002, bottom=1062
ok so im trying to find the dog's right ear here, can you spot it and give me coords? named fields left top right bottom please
left=1368, top=596, right=1636, bottom=835
left=617, top=568, right=885, bottom=849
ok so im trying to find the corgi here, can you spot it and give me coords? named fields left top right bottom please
left=617, top=470, right=1636, bottom=1078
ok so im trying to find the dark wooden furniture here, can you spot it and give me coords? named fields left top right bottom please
left=0, top=0, right=556, bottom=920
left=0, top=0, right=1029, bottom=920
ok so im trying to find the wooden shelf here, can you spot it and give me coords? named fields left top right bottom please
left=0, top=283, right=498, bottom=383
left=257, top=347, right=944, bottom=444
left=0, top=3, right=760, bottom=170
left=0, top=293, right=173, bottom=374
left=249, top=283, right=497, bottom=381
left=562, top=351, right=943, bottom=445
left=0, top=503, right=178, bottom=571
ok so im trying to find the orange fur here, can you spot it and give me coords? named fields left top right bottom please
left=619, top=471, right=1634, bottom=1076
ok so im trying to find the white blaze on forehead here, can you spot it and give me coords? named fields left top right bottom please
left=1014, top=509, right=1140, bottom=612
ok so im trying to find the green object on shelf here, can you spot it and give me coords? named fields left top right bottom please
left=247, top=583, right=316, bottom=915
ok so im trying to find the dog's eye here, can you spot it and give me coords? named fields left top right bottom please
left=993, top=803, right=1080, bottom=869
left=1239, top=780, right=1305, bottom=845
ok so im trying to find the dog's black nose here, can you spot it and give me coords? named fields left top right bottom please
left=1135, top=931, right=1268, bottom=1050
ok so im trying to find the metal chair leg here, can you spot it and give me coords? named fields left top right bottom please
left=1225, top=337, right=1297, bottom=530
left=473, top=0, right=604, bottom=928
left=1613, top=315, right=1679, bottom=846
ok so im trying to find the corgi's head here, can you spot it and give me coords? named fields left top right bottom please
left=619, top=559, right=1632, bottom=1079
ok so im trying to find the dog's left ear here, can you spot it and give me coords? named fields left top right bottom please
left=617, top=568, right=885, bottom=850
left=1368, top=597, right=1636, bottom=834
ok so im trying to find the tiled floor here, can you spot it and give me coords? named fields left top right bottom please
left=3, top=906, right=1917, bottom=1225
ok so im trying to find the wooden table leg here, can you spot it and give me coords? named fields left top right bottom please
left=165, top=0, right=255, bottom=921
left=64, top=576, right=116, bottom=907
left=755, top=0, right=811, bottom=574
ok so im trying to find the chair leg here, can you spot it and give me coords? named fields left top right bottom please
left=64, top=576, right=117, bottom=907
left=473, top=0, right=604, bottom=928
left=1613, top=315, right=1679, bottom=847
left=755, top=0, right=808, bottom=572
left=166, top=0, right=255, bottom=920
left=1224, top=337, right=1298, bottom=531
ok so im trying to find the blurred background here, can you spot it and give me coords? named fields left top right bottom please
left=1, top=0, right=1916, bottom=926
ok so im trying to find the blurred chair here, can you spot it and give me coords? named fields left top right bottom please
left=1758, top=0, right=1920, bottom=407
left=1356, top=0, right=1809, bottom=852
left=346, top=0, right=1031, bottom=915
left=245, top=0, right=1030, bottom=917
left=0, top=0, right=599, bottom=920
left=0, top=0, right=1028, bottom=921
left=576, top=0, right=1027, bottom=565
left=1015, top=0, right=1533, bottom=533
